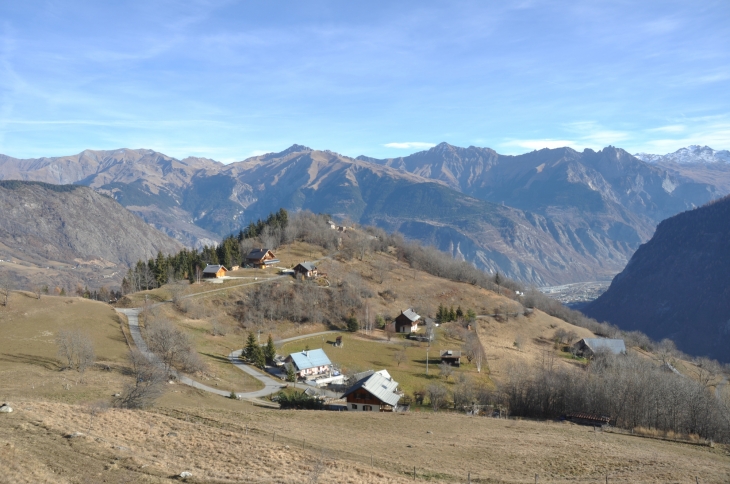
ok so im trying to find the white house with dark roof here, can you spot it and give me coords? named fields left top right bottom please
left=284, top=348, right=333, bottom=378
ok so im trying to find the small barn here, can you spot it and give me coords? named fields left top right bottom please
left=573, top=338, right=626, bottom=358
left=284, top=349, right=333, bottom=379
left=440, top=350, right=461, bottom=367
left=293, top=261, right=318, bottom=278
left=202, top=264, right=228, bottom=278
left=394, top=308, right=420, bottom=334
left=342, top=371, right=401, bottom=412
left=245, top=249, right=280, bottom=269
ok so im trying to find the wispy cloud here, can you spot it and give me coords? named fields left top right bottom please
left=502, top=139, right=579, bottom=151
left=647, top=125, right=686, bottom=133
left=384, top=142, right=435, bottom=149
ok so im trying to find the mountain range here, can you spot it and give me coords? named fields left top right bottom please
left=0, top=143, right=727, bottom=286
left=583, top=194, right=730, bottom=362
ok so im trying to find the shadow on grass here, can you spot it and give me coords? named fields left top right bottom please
left=200, top=352, right=231, bottom=364
left=0, top=353, right=60, bottom=370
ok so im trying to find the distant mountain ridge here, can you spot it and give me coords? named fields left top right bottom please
left=1, top=143, right=728, bottom=286
left=635, top=145, right=730, bottom=164
left=583, top=195, right=730, bottom=362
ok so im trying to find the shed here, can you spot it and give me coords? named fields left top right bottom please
left=293, top=261, right=318, bottom=278
left=573, top=338, right=626, bottom=357
left=394, top=308, right=420, bottom=334
left=245, top=249, right=280, bottom=269
left=202, top=264, right=228, bottom=278
left=440, top=350, right=462, bottom=367
left=342, top=371, right=401, bottom=412
left=284, top=349, right=333, bottom=379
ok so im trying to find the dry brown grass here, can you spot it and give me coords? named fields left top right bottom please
left=0, top=398, right=413, bottom=483
left=0, top=292, right=134, bottom=404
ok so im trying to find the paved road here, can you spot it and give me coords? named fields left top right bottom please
left=116, top=307, right=286, bottom=400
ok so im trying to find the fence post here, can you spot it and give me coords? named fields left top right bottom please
left=414, top=466, right=416, bottom=480
left=245, top=424, right=248, bottom=436
left=468, top=471, right=471, bottom=483
left=535, top=474, right=538, bottom=483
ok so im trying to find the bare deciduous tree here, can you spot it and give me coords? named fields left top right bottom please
left=439, top=361, right=454, bottom=381
left=427, top=383, right=449, bottom=411
left=0, top=272, right=14, bottom=307
left=146, top=319, right=204, bottom=374
left=394, top=349, right=407, bottom=367
left=114, top=349, right=166, bottom=409
left=56, top=329, right=95, bottom=373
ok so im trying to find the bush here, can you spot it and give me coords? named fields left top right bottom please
left=346, top=316, right=359, bottom=332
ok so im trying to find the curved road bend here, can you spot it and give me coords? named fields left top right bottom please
left=116, top=307, right=285, bottom=399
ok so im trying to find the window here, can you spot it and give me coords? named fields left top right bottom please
left=363, top=405, right=372, bottom=411
left=351, top=404, right=357, bottom=410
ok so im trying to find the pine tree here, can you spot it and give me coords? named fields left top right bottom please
left=244, top=332, right=258, bottom=361
left=437, top=304, right=445, bottom=323
left=253, top=345, right=266, bottom=369
left=285, top=363, right=296, bottom=382
left=346, top=316, right=359, bottom=332
left=456, top=306, right=464, bottom=320
left=264, top=334, right=276, bottom=363
left=449, top=306, right=456, bottom=322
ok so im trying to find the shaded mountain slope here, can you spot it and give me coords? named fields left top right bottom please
left=583, top=195, right=730, bottom=362
left=0, top=181, right=182, bottom=289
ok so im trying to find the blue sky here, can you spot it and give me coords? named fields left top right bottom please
left=1, top=1, right=728, bottom=162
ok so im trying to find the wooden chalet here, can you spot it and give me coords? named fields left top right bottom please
left=394, top=308, right=420, bottom=334
left=440, top=350, right=461, bottom=367
left=202, top=264, right=228, bottom=278
left=293, top=261, right=318, bottom=278
left=245, top=248, right=280, bottom=269
left=342, top=370, right=401, bottom=412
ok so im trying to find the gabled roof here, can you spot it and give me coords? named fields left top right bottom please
left=288, top=349, right=332, bottom=371
left=246, top=248, right=273, bottom=260
left=399, top=308, right=420, bottom=323
left=295, top=262, right=317, bottom=271
left=580, top=338, right=626, bottom=355
left=351, top=369, right=391, bottom=384
left=203, top=264, right=227, bottom=274
left=342, top=371, right=401, bottom=407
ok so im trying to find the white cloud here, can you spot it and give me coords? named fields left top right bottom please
left=647, top=124, right=686, bottom=133
left=384, top=142, right=436, bottom=149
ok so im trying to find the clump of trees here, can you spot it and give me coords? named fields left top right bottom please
left=242, top=332, right=266, bottom=369
left=501, top=352, right=730, bottom=443
left=436, top=304, right=476, bottom=324
left=276, top=391, right=323, bottom=410
left=56, top=329, right=95, bottom=374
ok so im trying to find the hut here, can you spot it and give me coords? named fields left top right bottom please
left=293, top=261, right=318, bottom=278
left=572, top=338, right=626, bottom=358
left=202, top=264, right=228, bottom=278
left=245, top=249, right=280, bottom=269
left=440, top=350, right=461, bottom=367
